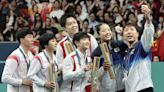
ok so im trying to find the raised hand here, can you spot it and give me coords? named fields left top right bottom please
left=141, top=5, right=151, bottom=22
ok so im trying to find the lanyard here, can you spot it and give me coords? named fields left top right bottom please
left=43, top=51, right=59, bottom=72
left=75, top=50, right=88, bottom=67
left=123, top=48, right=136, bottom=73
left=19, top=48, right=30, bottom=69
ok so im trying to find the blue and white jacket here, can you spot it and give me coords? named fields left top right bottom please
left=122, top=21, right=154, bottom=92
left=92, top=40, right=127, bottom=92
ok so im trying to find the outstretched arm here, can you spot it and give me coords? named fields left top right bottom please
left=141, top=5, right=155, bottom=52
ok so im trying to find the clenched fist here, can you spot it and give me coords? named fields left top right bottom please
left=103, top=60, right=111, bottom=71
left=141, top=5, right=151, bottom=17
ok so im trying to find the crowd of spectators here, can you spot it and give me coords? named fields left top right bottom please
left=0, top=0, right=164, bottom=61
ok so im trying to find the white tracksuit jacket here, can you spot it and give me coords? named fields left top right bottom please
left=27, top=50, right=61, bottom=92
left=56, top=34, right=98, bottom=64
left=123, top=21, right=154, bottom=92
left=1, top=46, right=34, bottom=92
left=61, top=49, right=93, bottom=92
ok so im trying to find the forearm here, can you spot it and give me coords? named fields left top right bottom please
left=28, top=59, right=44, bottom=86
left=1, top=60, right=22, bottom=86
left=141, top=17, right=155, bottom=52
left=63, top=68, right=85, bottom=81
left=141, top=5, right=155, bottom=52
left=2, top=74, right=22, bottom=86
left=30, top=75, right=45, bottom=86
left=2, top=66, right=22, bottom=86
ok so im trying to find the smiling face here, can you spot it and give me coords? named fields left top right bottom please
left=122, top=25, right=139, bottom=44
left=99, top=24, right=112, bottom=42
left=65, top=17, right=79, bottom=37
left=76, top=37, right=90, bottom=51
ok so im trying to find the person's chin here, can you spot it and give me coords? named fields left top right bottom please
left=75, top=28, right=79, bottom=32
left=127, top=40, right=135, bottom=43
left=105, top=38, right=111, bottom=41
left=72, top=31, right=78, bottom=35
